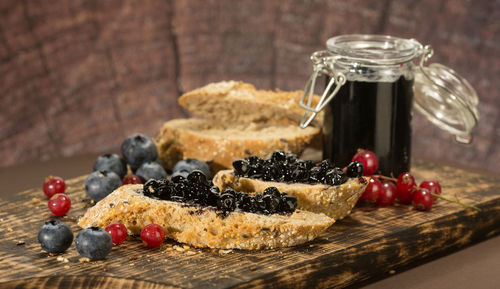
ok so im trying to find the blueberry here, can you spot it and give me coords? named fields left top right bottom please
left=285, top=153, right=298, bottom=165
left=245, top=157, right=263, bottom=178
left=262, top=194, right=280, bottom=214
left=237, top=194, right=253, bottom=212
left=183, top=183, right=199, bottom=201
left=271, top=151, right=287, bottom=163
left=135, top=161, right=167, bottom=182
left=291, top=167, right=309, bottom=182
left=170, top=170, right=189, bottom=180
left=346, top=161, right=364, bottom=178
left=324, top=168, right=348, bottom=185
left=281, top=195, right=298, bottom=213
left=263, top=187, right=281, bottom=198
left=143, top=179, right=171, bottom=200
left=170, top=174, right=187, bottom=183
left=187, top=170, right=208, bottom=184
left=320, top=159, right=335, bottom=172
left=38, top=220, right=73, bottom=253
left=217, top=193, right=236, bottom=212
left=308, top=166, right=323, bottom=184
left=173, top=159, right=210, bottom=178
left=172, top=181, right=187, bottom=199
left=253, top=198, right=267, bottom=214
left=232, top=159, right=250, bottom=176
left=84, top=170, right=122, bottom=202
left=121, top=133, right=158, bottom=171
left=75, top=227, right=113, bottom=260
left=92, top=153, right=127, bottom=178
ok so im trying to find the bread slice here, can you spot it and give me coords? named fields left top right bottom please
left=213, top=170, right=368, bottom=220
left=178, top=80, right=323, bottom=127
left=155, top=118, right=320, bottom=171
left=78, top=184, right=334, bottom=250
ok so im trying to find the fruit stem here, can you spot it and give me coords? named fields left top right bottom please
left=374, top=175, right=397, bottom=182
left=432, top=193, right=481, bottom=211
left=373, top=174, right=481, bottom=212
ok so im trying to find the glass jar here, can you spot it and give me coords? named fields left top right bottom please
left=299, top=35, right=479, bottom=176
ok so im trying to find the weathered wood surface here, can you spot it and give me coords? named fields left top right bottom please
left=0, top=0, right=499, bottom=173
left=0, top=160, right=499, bottom=289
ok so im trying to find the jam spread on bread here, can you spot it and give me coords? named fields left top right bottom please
left=232, top=151, right=364, bottom=186
left=142, top=170, right=297, bottom=216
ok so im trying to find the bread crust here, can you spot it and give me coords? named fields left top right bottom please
left=213, top=170, right=368, bottom=220
left=78, top=184, right=334, bottom=250
left=155, top=119, right=319, bottom=171
left=179, top=80, right=323, bottom=127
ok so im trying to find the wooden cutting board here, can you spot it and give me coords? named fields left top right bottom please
left=0, top=160, right=499, bottom=289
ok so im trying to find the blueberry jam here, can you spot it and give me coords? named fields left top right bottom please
left=323, top=76, right=413, bottom=177
left=233, top=151, right=362, bottom=185
left=142, top=170, right=297, bottom=215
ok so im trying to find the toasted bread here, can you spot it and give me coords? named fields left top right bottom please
left=154, top=81, right=323, bottom=171
left=78, top=184, right=334, bottom=250
left=178, top=80, right=323, bottom=127
left=213, top=170, right=367, bottom=220
left=155, top=118, right=319, bottom=171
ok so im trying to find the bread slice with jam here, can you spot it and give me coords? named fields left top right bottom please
left=78, top=183, right=334, bottom=250
left=213, top=171, right=367, bottom=221
left=212, top=152, right=368, bottom=220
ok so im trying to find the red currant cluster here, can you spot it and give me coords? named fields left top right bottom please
left=353, top=150, right=441, bottom=211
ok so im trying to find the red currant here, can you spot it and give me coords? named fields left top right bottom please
left=420, top=180, right=442, bottom=200
left=43, top=176, right=66, bottom=198
left=48, top=194, right=71, bottom=216
left=396, top=172, right=416, bottom=204
left=140, top=224, right=165, bottom=248
left=105, top=223, right=128, bottom=245
left=122, top=174, right=143, bottom=185
left=413, top=188, right=433, bottom=211
left=352, top=149, right=379, bottom=176
left=377, top=181, right=397, bottom=206
left=360, top=177, right=383, bottom=203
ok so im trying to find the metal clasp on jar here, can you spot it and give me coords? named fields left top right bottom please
left=299, top=51, right=346, bottom=128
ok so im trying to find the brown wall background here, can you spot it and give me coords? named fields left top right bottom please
left=1, top=0, right=499, bottom=172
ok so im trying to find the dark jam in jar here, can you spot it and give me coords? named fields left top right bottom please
left=323, top=76, right=414, bottom=176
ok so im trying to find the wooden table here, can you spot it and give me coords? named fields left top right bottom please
left=0, top=155, right=499, bottom=289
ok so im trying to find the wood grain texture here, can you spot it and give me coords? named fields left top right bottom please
left=0, top=160, right=498, bottom=289
left=0, top=0, right=499, bottom=173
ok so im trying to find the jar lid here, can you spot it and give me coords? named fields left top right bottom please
left=413, top=63, right=479, bottom=143
left=326, top=34, right=423, bottom=65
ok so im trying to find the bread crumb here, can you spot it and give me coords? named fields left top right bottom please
left=218, top=249, right=233, bottom=254
left=79, top=257, right=90, bottom=263
left=186, top=251, right=197, bottom=256
left=16, top=240, right=25, bottom=246
left=7, top=227, right=13, bottom=232
left=174, top=245, right=185, bottom=252
left=64, top=265, right=70, bottom=269
left=56, top=256, right=69, bottom=263
left=32, top=198, right=41, bottom=205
